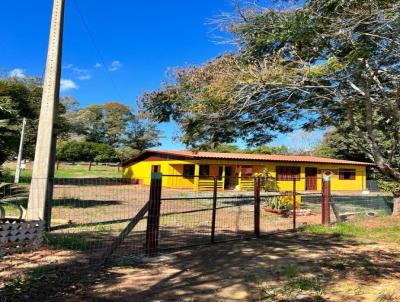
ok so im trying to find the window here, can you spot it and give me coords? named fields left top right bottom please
left=241, top=166, right=253, bottom=177
left=199, top=165, right=210, bottom=177
left=276, top=166, right=301, bottom=181
left=151, top=165, right=161, bottom=173
left=183, top=165, right=195, bottom=177
left=339, top=169, right=356, bottom=180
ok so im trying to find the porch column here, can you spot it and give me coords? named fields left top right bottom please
left=238, top=165, right=242, bottom=190
left=222, top=165, right=226, bottom=190
left=194, top=164, right=200, bottom=191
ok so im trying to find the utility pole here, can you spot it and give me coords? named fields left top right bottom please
left=14, top=118, right=27, bottom=184
left=26, top=0, right=65, bottom=224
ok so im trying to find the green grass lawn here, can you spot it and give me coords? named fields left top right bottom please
left=301, top=216, right=400, bottom=244
left=2, top=162, right=122, bottom=179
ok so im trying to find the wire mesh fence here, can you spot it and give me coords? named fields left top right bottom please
left=0, top=174, right=395, bottom=260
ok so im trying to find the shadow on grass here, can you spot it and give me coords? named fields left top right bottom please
left=52, top=198, right=123, bottom=208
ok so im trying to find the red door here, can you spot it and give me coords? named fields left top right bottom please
left=305, top=167, right=318, bottom=190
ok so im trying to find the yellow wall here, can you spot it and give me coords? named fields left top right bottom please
left=122, top=159, right=367, bottom=191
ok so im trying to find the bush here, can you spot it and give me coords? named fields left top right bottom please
left=56, top=141, right=117, bottom=162
left=378, top=179, right=400, bottom=197
left=254, top=168, right=279, bottom=191
left=264, top=195, right=301, bottom=210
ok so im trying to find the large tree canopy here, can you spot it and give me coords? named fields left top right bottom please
left=140, top=0, right=400, bottom=181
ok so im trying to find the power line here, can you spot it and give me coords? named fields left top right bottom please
left=71, top=0, right=125, bottom=103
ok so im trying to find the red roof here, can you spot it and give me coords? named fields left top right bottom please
left=123, top=150, right=373, bottom=166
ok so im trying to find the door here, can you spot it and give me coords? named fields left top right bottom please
left=151, top=165, right=161, bottom=173
left=219, top=166, right=233, bottom=189
left=305, top=167, right=318, bottom=190
left=225, top=167, right=232, bottom=189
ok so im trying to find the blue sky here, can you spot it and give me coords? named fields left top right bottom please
left=0, top=0, right=320, bottom=150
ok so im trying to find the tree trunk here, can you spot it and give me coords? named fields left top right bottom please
left=377, top=163, right=400, bottom=182
left=393, top=196, right=400, bottom=217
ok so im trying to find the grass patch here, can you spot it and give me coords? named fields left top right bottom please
left=286, top=277, right=322, bottom=291
left=47, top=233, right=92, bottom=251
left=2, top=162, right=121, bottom=179
left=301, top=223, right=368, bottom=238
left=301, top=218, right=400, bottom=244
left=261, top=277, right=324, bottom=301
left=283, top=264, right=299, bottom=278
left=2, top=267, right=57, bottom=297
left=46, top=221, right=129, bottom=251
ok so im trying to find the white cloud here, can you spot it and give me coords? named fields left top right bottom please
left=94, top=63, right=102, bottom=68
left=64, top=64, right=92, bottom=81
left=77, top=74, right=92, bottom=80
left=60, top=79, right=78, bottom=92
left=9, top=68, right=26, bottom=78
left=108, top=60, right=122, bottom=72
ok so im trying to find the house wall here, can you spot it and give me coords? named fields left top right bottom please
left=122, top=158, right=367, bottom=191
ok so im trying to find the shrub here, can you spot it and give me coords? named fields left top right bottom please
left=378, top=180, right=400, bottom=197
left=264, top=195, right=300, bottom=210
left=254, top=168, right=279, bottom=191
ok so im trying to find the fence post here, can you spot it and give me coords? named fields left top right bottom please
left=254, top=177, right=261, bottom=237
left=211, top=177, right=218, bottom=243
left=292, top=178, right=297, bottom=231
left=145, top=172, right=162, bottom=257
left=321, top=176, right=331, bottom=225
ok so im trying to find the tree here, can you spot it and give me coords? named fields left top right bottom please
left=313, top=130, right=371, bottom=162
left=0, top=78, right=42, bottom=165
left=70, top=104, right=107, bottom=144
left=206, top=144, right=289, bottom=154
left=102, top=102, right=133, bottom=147
left=0, top=105, right=18, bottom=170
left=123, top=115, right=161, bottom=151
left=246, top=145, right=289, bottom=155
left=140, top=0, right=400, bottom=183
left=209, top=144, right=242, bottom=153
left=140, top=54, right=294, bottom=149
left=115, top=146, right=140, bottom=163
left=56, top=141, right=117, bottom=162
left=69, top=102, right=161, bottom=151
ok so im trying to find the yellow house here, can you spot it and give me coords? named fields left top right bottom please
left=122, top=150, right=373, bottom=192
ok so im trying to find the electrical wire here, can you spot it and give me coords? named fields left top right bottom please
left=71, top=0, right=125, bottom=103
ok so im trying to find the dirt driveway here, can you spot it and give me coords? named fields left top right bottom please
left=1, top=230, right=400, bottom=302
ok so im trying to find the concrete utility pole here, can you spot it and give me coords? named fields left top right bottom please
left=14, top=117, right=27, bottom=184
left=26, top=0, right=65, bottom=223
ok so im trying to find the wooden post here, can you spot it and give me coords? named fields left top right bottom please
left=211, top=177, right=218, bottom=243
left=292, top=178, right=297, bottom=231
left=254, top=177, right=261, bottom=237
left=145, top=172, right=162, bottom=257
left=321, top=176, right=331, bottom=224
left=103, top=202, right=149, bottom=262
